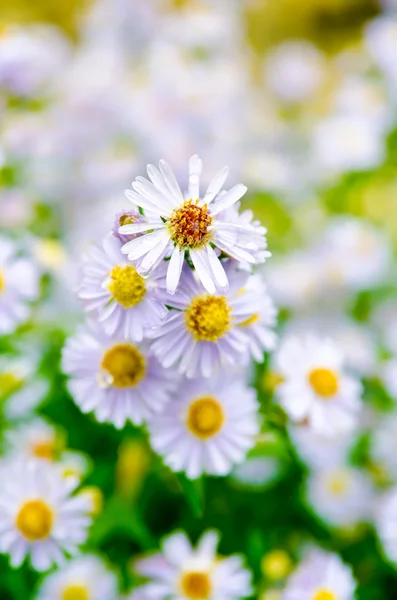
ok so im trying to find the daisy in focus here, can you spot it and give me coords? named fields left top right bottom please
left=134, top=530, right=252, bottom=599
left=78, top=233, right=167, bottom=341
left=0, top=236, right=39, bottom=335
left=36, top=554, right=119, bottom=600
left=0, top=460, right=92, bottom=571
left=147, top=375, right=259, bottom=479
left=274, top=335, right=362, bottom=437
left=282, top=549, right=356, bottom=600
left=62, top=323, right=177, bottom=428
left=119, top=154, right=270, bottom=294
left=149, top=263, right=277, bottom=378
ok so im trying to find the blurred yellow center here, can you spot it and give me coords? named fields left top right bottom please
left=0, top=270, right=4, bottom=293
left=186, top=295, right=231, bottom=341
left=31, top=440, right=55, bottom=460
left=101, top=343, right=146, bottom=388
left=108, top=265, right=146, bottom=308
left=62, top=585, right=89, bottom=600
left=119, top=213, right=138, bottom=227
left=0, top=372, right=22, bottom=396
left=239, top=313, right=260, bottom=327
left=16, top=500, right=53, bottom=541
left=261, top=550, right=292, bottom=580
left=180, top=571, right=212, bottom=599
left=326, top=471, right=350, bottom=496
left=308, top=368, right=338, bottom=397
left=313, top=590, right=338, bottom=600
left=187, top=396, right=224, bottom=439
left=168, top=200, right=213, bottom=248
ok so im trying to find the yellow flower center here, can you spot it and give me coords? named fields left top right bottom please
left=0, top=372, right=22, bottom=397
left=168, top=199, right=213, bottom=249
left=308, top=368, right=339, bottom=398
left=186, top=295, right=231, bottom=341
left=16, top=499, right=53, bottom=541
left=0, top=270, right=5, bottom=293
left=180, top=571, right=212, bottom=599
left=62, top=585, right=89, bottom=600
left=119, top=213, right=138, bottom=227
left=239, top=313, right=260, bottom=327
left=261, top=550, right=292, bottom=581
left=107, top=265, right=146, bottom=308
left=326, top=471, right=350, bottom=496
left=101, top=343, right=146, bottom=388
left=79, top=486, right=104, bottom=517
left=313, top=589, right=338, bottom=600
left=31, top=440, right=56, bottom=461
left=187, top=396, right=224, bottom=439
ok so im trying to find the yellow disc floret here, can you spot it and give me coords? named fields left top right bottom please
left=101, top=343, right=146, bottom=388
left=62, top=585, right=89, bottom=600
left=180, top=571, right=212, bottom=599
left=185, top=295, right=231, bottom=341
left=31, top=440, right=56, bottom=461
left=108, top=265, right=146, bottom=308
left=308, top=368, right=339, bottom=398
left=168, top=199, right=213, bottom=249
left=0, top=270, right=5, bottom=293
left=16, top=499, right=53, bottom=541
left=187, top=396, right=224, bottom=439
left=313, top=590, right=338, bottom=600
left=261, top=550, right=292, bottom=581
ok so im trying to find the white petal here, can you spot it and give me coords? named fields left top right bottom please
left=121, top=229, right=167, bottom=259
left=166, top=246, right=185, bottom=294
left=204, top=165, right=229, bottom=204
left=147, top=164, right=179, bottom=208
left=125, top=189, right=160, bottom=213
left=206, top=245, right=229, bottom=291
left=210, top=184, right=248, bottom=215
left=119, top=222, right=164, bottom=235
left=190, top=249, right=216, bottom=294
left=188, top=154, right=202, bottom=200
left=159, top=159, right=184, bottom=203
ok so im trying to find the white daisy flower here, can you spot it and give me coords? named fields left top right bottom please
left=134, top=530, right=252, bottom=599
left=36, top=554, right=119, bottom=600
left=4, top=418, right=62, bottom=463
left=0, top=460, right=92, bottom=571
left=289, top=425, right=355, bottom=470
left=375, top=486, right=397, bottom=566
left=306, top=465, right=374, bottom=529
left=147, top=375, right=259, bottom=479
left=0, top=236, right=39, bottom=335
left=119, top=154, right=270, bottom=294
left=62, top=323, right=177, bottom=428
left=0, top=353, right=49, bottom=420
left=78, top=233, right=167, bottom=341
left=282, top=549, right=356, bottom=600
left=275, top=335, right=362, bottom=437
left=149, top=263, right=276, bottom=378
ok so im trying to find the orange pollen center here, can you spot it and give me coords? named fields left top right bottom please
left=31, top=440, right=56, bottom=460
left=16, top=499, right=53, bottom=541
left=308, top=368, right=339, bottom=398
left=180, top=571, right=212, bottom=599
left=168, top=199, right=213, bottom=248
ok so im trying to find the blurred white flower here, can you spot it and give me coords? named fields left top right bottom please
left=282, top=549, right=356, bottom=600
left=36, top=554, right=118, bottom=600
left=0, top=236, right=40, bottom=335
left=375, top=486, right=397, bottom=565
left=306, top=465, right=374, bottom=528
left=134, top=530, right=252, bottom=599
left=4, top=418, right=60, bottom=463
left=371, top=411, right=397, bottom=479
left=275, top=335, right=362, bottom=437
left=0, top=460, right=91, bottom=571
left=148, top=375, right=259, bottom=479
left=0, top=353, right=49, bottom=419
left=289, top=425, right=355, bottom=470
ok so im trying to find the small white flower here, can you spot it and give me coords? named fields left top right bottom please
left=134, top=530, right=252, bottom=599
left=0, top=236, right=39, bottom=335
left=148, top=375, right=259, bottom=479
left=119, top=154, right=269, bottom=294
left=231, top=456, right=281, bottom=490
left=149, top=263, right=276, bottom=378
left=380, top=358, right=397, bottom=400
left=0, top=460, right=91, bottom=571
left=371, top=411, right=397, bottom=479
left=78, top=233, right=167, bottom=341
left=36, top=554, right=119, bottom=600
left=4, top=418, right=61, bottom=463
left=62, top=323, right=177, bottom=428
left=0, top=353, right=49, bottom=420
left=289, top=425, right=355, bottom=470
left=375, top=486, right=397, bottom=566
left=306, top=465, right=374, bottom=528
left=275, top=335, right=362, bottom=437
left=282, top=549, right=356, bottom=600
